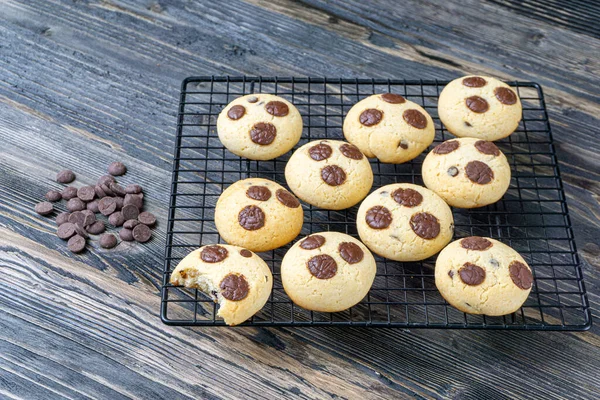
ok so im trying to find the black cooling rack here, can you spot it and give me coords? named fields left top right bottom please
left=161, top=76, right=592, bottom=330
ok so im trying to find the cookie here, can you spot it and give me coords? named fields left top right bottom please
left=215, top=178, right=303, bottom=252
left=216, top=94, right=303, bottom=160
left=422, top=137, right=511, bottom=208
left=281, top=232, right=376, bottom=312
left=438, top=76, right=522, bottom=141
left=343, top=93, right=435, bottom=163
left=435, top=237, right=533, bottom=315
left=356, top=183, right=454, bottom=261
left=170, top=244, right=273, bottom=326
left=285, top=140, right=373, bottom=210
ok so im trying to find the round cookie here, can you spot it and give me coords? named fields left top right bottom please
left=215, top=178, right=303, bottom=252
left=357, top=183, right=454, bottom=262
left=285, top=140, right=373, bottom=210
left=216, top=94, right=303, bottom=160
left=343, top=93, right=435, bottom=163
left=281, top=232, right=376, bottom=312
left=422, top=137, right=511, bottom=208
left=170, top=244, right=273, bottom=326
left=435, top=237, right=533, bottom=316
left=438, top=75, right=522, bottom=141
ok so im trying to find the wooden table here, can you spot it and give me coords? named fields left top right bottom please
left=1, top=1, right=599, bottom=398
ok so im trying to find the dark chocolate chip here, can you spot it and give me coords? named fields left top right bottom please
left=321, top=165, right=346, bottom=186
left=137, top=212, right=156, bottom=226
left=57, top=223, right=77, bottom=240
left=447, top=166, right=459, bottom=177
left=132, top=223, right=152, bottom=243
left=62, top=186, right=78, bottom=200
left=108, top=162, right=127, bottom=176
left=108, top=211, right=125, bottom=227
left=77, top=186, right=95, bottom=202
left=380, top=93, right=406, bottom=104
left=97, top=175, right=115, bottom=187
left=81, top=210, right=97, bottom=226
left=448, top=270, right=454, bottom=278
left=265, top=101, right=289, bottom=117
left=45, top=190, right=62, bottom=202
left=98, top=197, right=117, bottom=216
left=509, top=261, right=533, bottom=290
left=86, top=220, right=105, bottom=235
left=300, top=235, right=326, bottom=250
left=465, top=160, right=494, bottom=184
left=307, top=254, right=337, bottom=279
left=465, top=121, right=472, bottom=127
left=201, top=245, right=229, bottom=263
left=398, top=140, right=409, bottom=149
left=366, top=206, right=392, bottom=229
left=392, top=188, right=423, bottom=207
left=474, top=140, right=500, bottom=156
left=86, top=199, right=100, bottom=213
left=433, top=140, right=460, bottom=154
left=119, top=228, right=134, bottom=241
left=494, top=87, right=517, bottom=105
left=227, top=105, right=246, bottom=120
left=125, top=184, right=143, bottom=194
left=460, top=236, right=493, bottom=251
left=250, top=122, right=277, bottom=145
left=462, top=77, right=487, bottom=87
left=99, top=233, right=117, bottom=249
left=339, top=143, right=364, bottom=160
left=56, top=212, right=70, bottom=226
left=66, top=198, right=86, bottom=212
left=121, top=204, right=139, bottom=221
left=94, top=185, right=107, bottom=199
left=247, top=96, right=258, bottom=103
left=73, top=224, right=88, bottom=239
left=100, top=182, right=114, bottom=197
left=246, top=186, right=272, bottom=201
left=465, top=96, right=489, bottom=113
left=123, top=219, right=140, bottom=229
left=68, top=211, right=86, bottom=227
left=238, top=205, right=265, bottom=231
left=56, top=169, right=75, bottom=183
left=123, top=193, right=143, bottom=209
left=110, top=182, right=126, bottom=197
left=359, top=108, right=383, bottom=126
left=220, top=274, right=249, bottom=301
left=276, top=189, right=300, bottom=208
left=403, top=109, right=428, bottom=129
left=240, top=249, right=252, bottom=258
left=114, top=196, right=124, bottom=211
left=410, top=212, right=440, bottom=240
left=339, top=242, right=364, bottom=264
left=459, top=262, right=486, bottom=286
left=67, top=234, right=86, bottom=253
left=35, top=201, right=54, bottom=216
left=308, top=143, right=333, bottom=161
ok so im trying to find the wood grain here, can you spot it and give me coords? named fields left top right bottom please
left=1, top=0, right=599, bottom=398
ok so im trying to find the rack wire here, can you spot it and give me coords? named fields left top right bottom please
left=161, top=76, right=592, bottom=330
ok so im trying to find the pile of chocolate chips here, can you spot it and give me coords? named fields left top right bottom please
left=34, top=162, right=156, bottom=253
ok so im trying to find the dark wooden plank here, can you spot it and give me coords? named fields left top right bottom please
left=0, top=0, right=599, bottom=398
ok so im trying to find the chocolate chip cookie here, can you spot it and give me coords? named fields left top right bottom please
left=422, top=137, right=511, bottom=208
left=435, top=237, right=533, bottom=315
left=215, top=178, right=304, bottom=252
left=170, top=244, right=273, bottom=326
left=281, top=232, right=376, bottom=312
left=217, top=94, right=303, bottom=160
left=356, top=183, right=454, bottom=261
left=438, top=76, right=522, bottom=141
left=285, top=140, right=373, bottom=210
left=343, top=93, right=435, bottom=163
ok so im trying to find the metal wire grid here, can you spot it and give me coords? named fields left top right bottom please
left=161, top=76, right=591, bottom=330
